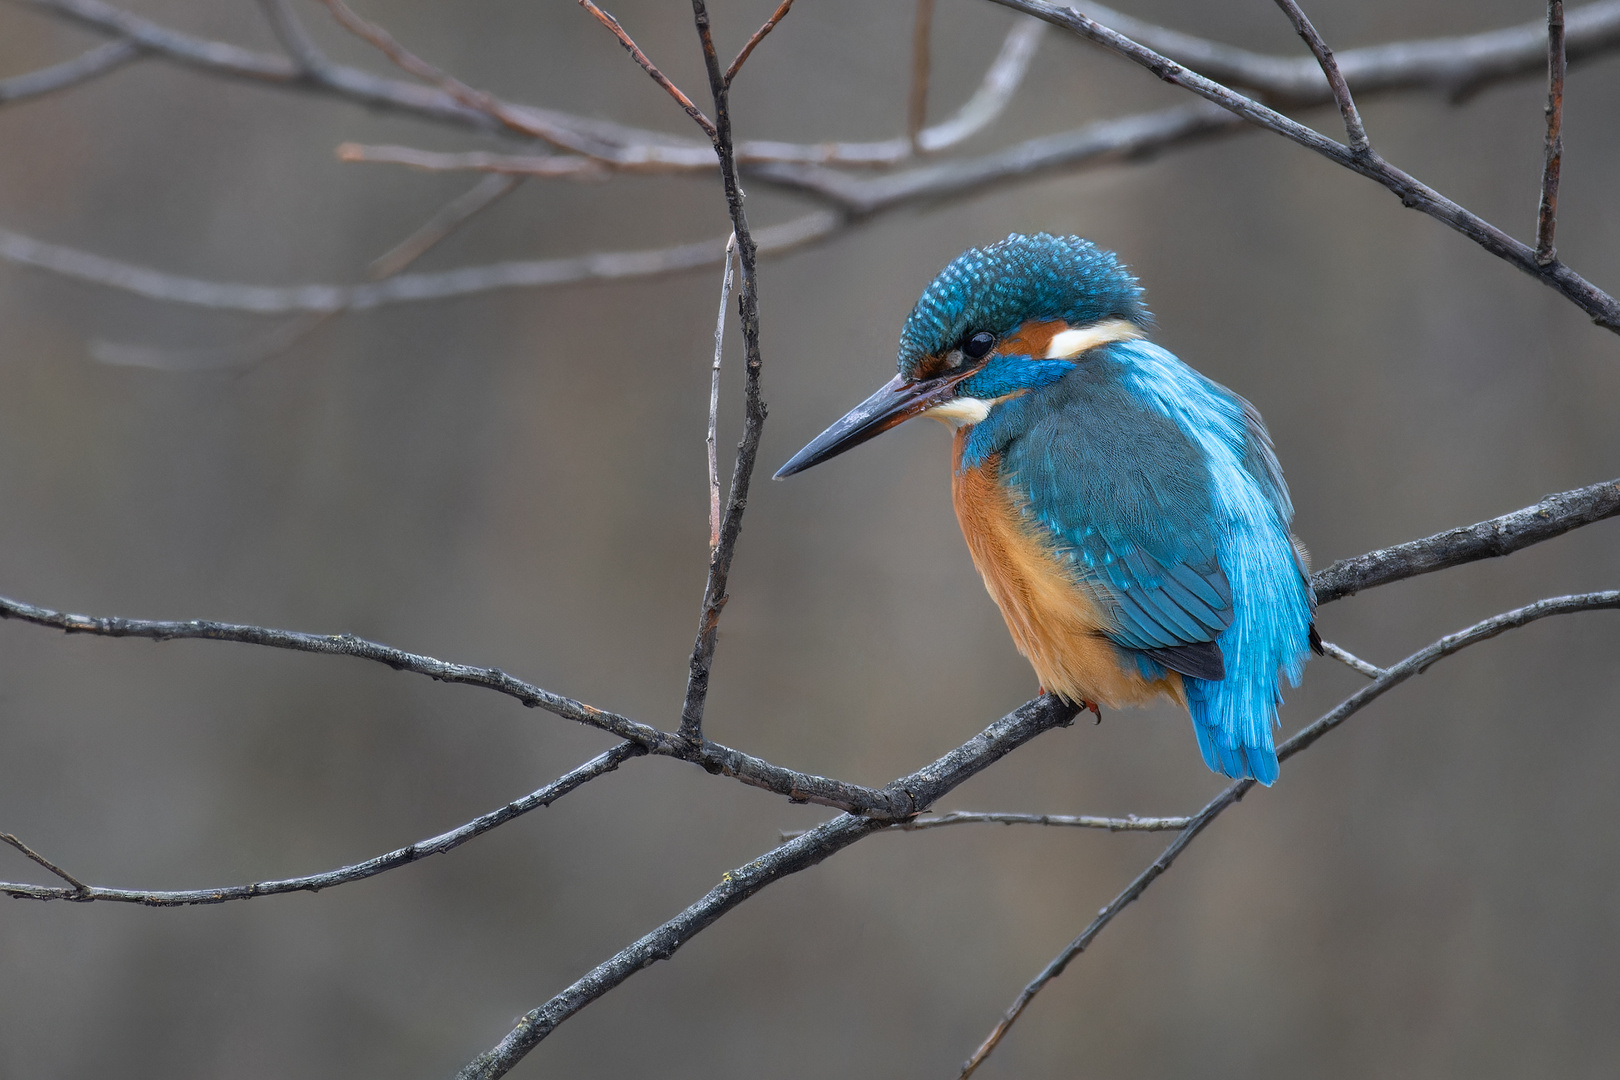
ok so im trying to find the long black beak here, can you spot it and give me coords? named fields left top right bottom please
left=774, top=370, right=969, bottom=479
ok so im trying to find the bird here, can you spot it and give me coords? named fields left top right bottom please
left=775, top=233, right=1317, bottom=784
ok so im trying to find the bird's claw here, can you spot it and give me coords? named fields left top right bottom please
left=1085, top=700, right=1103, bottom=724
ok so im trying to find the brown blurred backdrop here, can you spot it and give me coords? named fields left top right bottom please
left=0, top=1, right=1617, bottom=1077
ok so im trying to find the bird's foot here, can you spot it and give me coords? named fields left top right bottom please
left=1084, top=700, right=1103, bottom=725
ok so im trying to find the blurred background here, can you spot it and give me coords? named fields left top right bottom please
left=0, top=0, right=1617, bottom=1076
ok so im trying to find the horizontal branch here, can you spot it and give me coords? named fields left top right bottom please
left=454, top=694, right=1080, bottom=1080
left=336, top=142, right=606, bottom=179
left=959, top=589, right=1620, bottom=1076
left=780, top=809, right=1192, bottom=839
left=0, top=39, right=141, bottom=103
left=0, top=742, right=641, bottom=905
left=989, top=0, right=1620, bottom=331
left=1312, top=477, right=1620, bottom=603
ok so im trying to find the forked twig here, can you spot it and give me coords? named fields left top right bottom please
left=1272, top=0, right=1369, bottom=151
left=577, top=0, right=717, bottom=138
left=0, top=832, right=89, bottom=893
left=1537, top=0, right=1566, bottom=264
left=708, top=234, right=737, bottom=551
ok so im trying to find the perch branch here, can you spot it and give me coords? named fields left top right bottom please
left=959, top=590, right=1620, bottom=1077
left=0, top=743, right=641, bottom=905
left=1317, top=640, right=1385, bottom=679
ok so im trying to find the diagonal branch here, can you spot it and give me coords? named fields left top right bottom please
left=780, top=809, right=1193, bottom=839
left=452, top=694, right=1082, bottom=1080
left=0, top=39, right=141, bottom=103
left=724, top=0, right=796, bottom=85
left=576, top=0, right=716, bottom=138
left=0, top=832, right=89, bottom=893
left=985, top=0, right=1620, bottom=332
left=0, top=743, right=641, bottom=905
left=958, top=590, right=1620, bottom=1077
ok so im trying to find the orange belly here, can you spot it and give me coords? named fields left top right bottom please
left=951, top=434, right=1183, bottom=710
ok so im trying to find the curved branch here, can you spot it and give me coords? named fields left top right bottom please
left=958, top=590, right=1620, bottom=1077
left=0, top=39, right=141, bottom=103
left=0, top=742, right=642, bottom=905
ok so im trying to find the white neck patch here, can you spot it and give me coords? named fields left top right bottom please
left=1045, top=318, right=1143, bottom=359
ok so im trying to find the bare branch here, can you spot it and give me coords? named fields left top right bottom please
left=1312, top=477, right=1620, bottom=602
left=255, top=0, right=330, bottom=75
left=0, top=40, right=141, bottom=104
left=708, top=234, right=737, bottom=551
left=0, top=743, right=640, bottom=905
left=677, top=0, right=769, bottom=746
left=1272, top=0, right=1368, bottom=151
left=1317, top=640, right=1385, bottom=679
left=366, top=172, right=522, bottom=280
left=0, top=833, right=89, bottom=893
left=453, top=695, right=1082, bottom=1080
left=724, top=0, right=797, bottom=85
left=987, top=0, right=1620, bottom=331
left=908, top=0, right=936, bottom=152
left=780, top=810, right=1193, bottom=839
left=576, top=0, right=716, bottom=139
left=960, top=590, right=1620, bottom=1077
left=335, top=143, right=605, bottom=179
left=1538, top=0, right=1566, bottom=265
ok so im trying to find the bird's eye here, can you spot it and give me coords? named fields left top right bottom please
left=962, top=331, right=996, bottom=360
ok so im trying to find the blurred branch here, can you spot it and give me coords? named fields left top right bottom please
left=988, top=0, right=1620, bottom=332
left=1317, top=640, right=1384, bottom=679
left=335, top=143, right=607, bottom=179
left=365, top=172, right=522, bottom=280
left=908, top=0, right=935, bottom=151
left=1311, top=477, right=1620, bottom=603
left=1272, top=0, right=1368, bottom=152
left=959, top=590, right=1620, bottom=1078
left=1538, top=0, right=1566, bottom=265
left=576, top=0, right=715, bottom=138
left=0, top=39, right=140, bottom=103
left=453, top=694, right=1083, bottom=1080
left=780, top=810, right=1194, bottom=839
left=0, top=743, right=642, bottom=905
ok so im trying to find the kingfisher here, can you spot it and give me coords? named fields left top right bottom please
left=776, top=233, right=1317, bottom=784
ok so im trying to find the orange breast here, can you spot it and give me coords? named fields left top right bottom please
left=950, top=433, right=1183, bottom=710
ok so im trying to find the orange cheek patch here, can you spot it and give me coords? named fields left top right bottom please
left=996, top=319, right=1068, bottom=360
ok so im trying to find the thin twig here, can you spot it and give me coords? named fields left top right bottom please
left=779, top=810, right=1193, bottom=839
left=0, top=40, right=141, bottom=104
left=908, top=0, right=936, bottom=152
left=0, top=744, right=641, bottom=905
left=1272, top=0, right=1368, bottom=151
left=367, top=173, right=523, bottom=280
left=709, top=234, right=737, bottom=551
left=724, top=0, right=797, bottom=85
left=958, top=591, right=1620, bottom=1077
left=1537, top=0, right=1566, bottom=265
left=0, top=833, right=89, bottom=893
left=335, top=143, right=605, bottom=179
left=256, top=0, right=330, bottom=75
left=1317, top=640, right=1385, bottom=679
left=577, top=0, right=717, bottom=138
left=677, top=0, right=770, bottom=746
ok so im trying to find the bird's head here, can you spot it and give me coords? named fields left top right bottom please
left=775, top=233, right=1150, bottom=478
